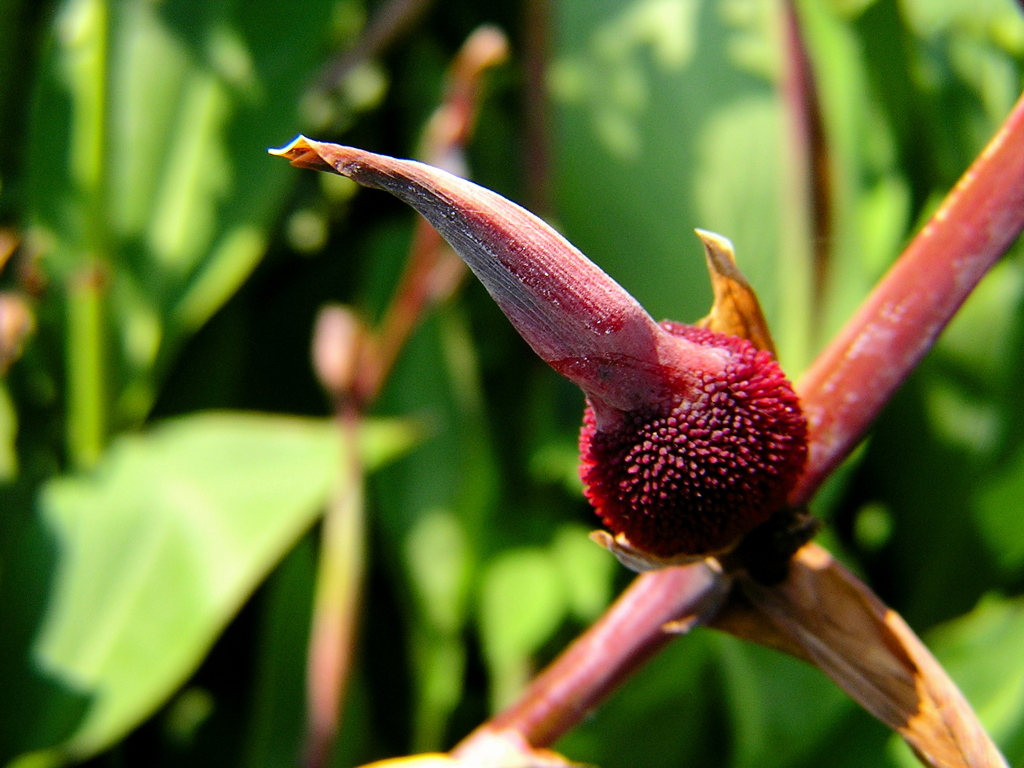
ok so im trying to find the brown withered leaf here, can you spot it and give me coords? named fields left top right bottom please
left=694, top=229, right=777, bottom=356
left=590, top=530, right=704, bottom=572
left=711, top=544, right=1008, bottom=768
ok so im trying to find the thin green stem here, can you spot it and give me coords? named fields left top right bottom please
left=66, top=267, right=106, bottom=469
left=62, top=0, right=111, bottom=469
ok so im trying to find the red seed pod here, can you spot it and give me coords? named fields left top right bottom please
left=271, top=140, right=808, bottom=562
left=579, top=323, right=807, bottom=558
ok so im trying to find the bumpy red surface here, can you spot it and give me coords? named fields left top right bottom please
left=579, top=323, right=807, bottom=557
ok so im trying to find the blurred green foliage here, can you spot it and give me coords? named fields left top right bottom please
left=1, top=0, right=1024, bottom=766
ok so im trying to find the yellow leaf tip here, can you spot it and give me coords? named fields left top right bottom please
left=268, top=135, right=314, bottom=158
left=694, top=229, right=737, bottom=267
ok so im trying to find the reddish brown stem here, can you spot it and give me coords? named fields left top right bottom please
left=522, top=0, right=552, bottom=215
left=355, top=223, right=462, bottom=405
left=303, top=408, right=365, bottom=768
left=780, top=0, right=832, bottom=328
left=353, top=27, right=508, bottom=405
left=418, top=26, right=508, bottom=168
left=453, top=561, right=727, bottom=750
left=315, top=0, right=435, bottom=92
left=791, top=88, right=1024, bottom=504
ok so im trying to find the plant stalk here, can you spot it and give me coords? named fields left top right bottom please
left=303, top=409, right=366, bottom=768
left=791, top=87, right=1024, bottom=504
left=776, top=0, right=830, bottom=371
left=452, top=561, right=727, bottom=751
left=66, top=266, right=106, bottom=469
left=62, top=0, right=111, bottom=469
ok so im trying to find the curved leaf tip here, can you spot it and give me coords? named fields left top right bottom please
left=269, top=135, right=337, bottom=174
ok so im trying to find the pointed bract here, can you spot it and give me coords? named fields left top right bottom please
left=694, top=229, right=777, bottom=356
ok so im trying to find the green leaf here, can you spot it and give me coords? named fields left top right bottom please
left=555, top=633, right=717, bottom=768
left=478, top=547, right=566, bottom=712
left=373, top=305, right=498, bottom=751
left=937, top=258, right=1024, bottom=390
left=929, top=596, right=1024, bottom=763
left=551, top=0, right=789, bottom=358
left=551, top=524, right=614, bottom=623
left=240, top=535, right=315, bottom=768
left=28, top=411, right=416, bottom=762
left=975, top=450, right=1024, bottom=573
left=714, top=636, right=852, bottom=768
left=26, top=0, right=343, bottom=425
left=793, top=0, right=910, bottom=361
left=405, top=509, right=471, bottom=636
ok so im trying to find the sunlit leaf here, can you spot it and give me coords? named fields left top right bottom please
left=406, top=509, right=471, bottom=635
left=478, top=547, right=566, bottom=712
left=715, top=636, right=851, bottom=768
left=551, top=0, right=787, bottom=356
left=551, top=524, right=614, bottom=623
left=30, top=411, right=417, bottom=761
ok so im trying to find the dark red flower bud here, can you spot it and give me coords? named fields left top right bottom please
left=580, top=322, right=807, bottom=558
left=271, top=139, right=808, bottom=565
